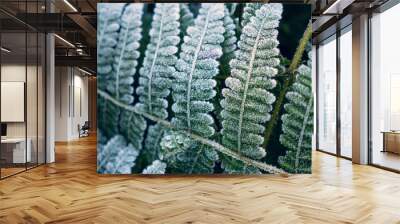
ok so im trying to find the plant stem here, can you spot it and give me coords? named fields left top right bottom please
left=262, top=24, right=312, bottom=149
left=98, top=90, right=287, bottom=175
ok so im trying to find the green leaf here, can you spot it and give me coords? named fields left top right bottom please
left=97, top=4, right=144, bottom=139
left=109, top=4, right=144, bottom=104
left=171, top=3, right=225, bottom=138
left=141, top=123, right=166, bottom=163
left=179, top=4, right=194, bottom=38
left=119, top=110, right=147, bottom=150
left=220, top=4, right=282, bottom=172
left=97, top=135, right=139, bottom=174
left=160, top=131, right=218, bottom=174
left=136, top=4, right=181, bottom=119
left=278, top=55, right=313, bottom=174
left=142, top=160, right=167, bottom=174
left=97, top=3, right=125, bottom=92
left=241, top=3, right=263, bottom=28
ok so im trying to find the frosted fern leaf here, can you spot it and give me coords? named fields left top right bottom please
left=97, top=3, right=125, bottom=92
left=97, top=4, right=144, bottom=138
left=179, top=4, right=194, bottom=38
left=108, top=4, right=144, bottom=104
left=160, top=131, right=218, bottom=174
left=221, top=6, right=237, bottom=72
left=142, top=160, right=167, bottom=174
left=98, top=95, right=119, bottom=138
left=119, top=110, right=147, bottom=150
left=220, top=4, right=282, bottom=173
left=97, top=135, right=139, bottom=174
left=241, top=3, right=263, bottom=28
left=141, top=124, right=166, bottom=164
left=97, top=4, right=125, bottom=138
left=171, top=3, right=225, bottom=138
left=215, top=7, right=238, bottom=127
left=278, top=62, right=313, bottom=174
left=97, top=129, right=108, bottom=145
left=136, top=4, right=180, bottom=119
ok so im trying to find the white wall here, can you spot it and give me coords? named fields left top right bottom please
left=55, top=67, right=89, bottom=141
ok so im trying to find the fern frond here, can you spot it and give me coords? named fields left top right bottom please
left=278, top=62, right=313, bottom=174
left=227, top=3, right=238, bottom=16
left=97, top=129, right=108, bottom=145
left=160, top=131, right=218, bottom=174
left=97, top=4, right=125, bottom=138
left=179, top=4, right=194, bottom=38
left=136, top=4, right=180, bottom=119
left=141, top=123, right=166, bottom=163
left=98, top=89, right=286, bottom=174
left=215, top=7, right=238, bottom=129
left=241, top=3, right=263, bottom=28
left=171, top=3, right=225, bottom=138
left=98, top=96, right=119, bottom=138
left=108, top=4, right=143, bottom=104
left=222, top=157, right=261, bottom=174
left=97, top=3, right=125, bottom=92
left=97, top=4, right=144, bottom=138
left=262, top=24, right=312, bottom=148
left=97, top=135, right=139, bottom=174
left=220, top=4, right=282, bottom=173
left=119, top=110, right=147, bottom=150
left=142, top=160, right=167, bottom=174
left=221, top=7, right=237, bottom=71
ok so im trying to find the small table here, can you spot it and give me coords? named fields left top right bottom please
left=381, top=131, right=400, bottom=154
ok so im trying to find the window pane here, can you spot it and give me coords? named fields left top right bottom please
left=340, top=28, right=352, bottom=158
left=318, top=37, right=337, bottom=154
left=371, top=4, right=400, bottom=171
left=1, top=32, right=27, bottom=177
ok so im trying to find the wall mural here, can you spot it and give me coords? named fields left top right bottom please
left=97, top=3, right=312, bottom=175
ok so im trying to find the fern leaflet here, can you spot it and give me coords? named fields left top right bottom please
left=141, top=123, right=166, bottom=164
left=160, top=131, right=218, bottom=174
left=142, top=160, right=167, bottom=174
left=220, top=4, right=282, bottom=173
left=278, top=59, right=313, bottom=173
left=179, top=4, right=194, bottom=38
left=109, top=4, right=143, bottom=104
left=136, top=3, right=180, bottom=119
left=98, top=135, right=139, bottom=174
left=241, top=3, right=263, bottom=28
left=97, top=4, right=125, bottom=138
left=97, top=3, right=125, bottom=92
left=171, top=3, right=225, bottom=137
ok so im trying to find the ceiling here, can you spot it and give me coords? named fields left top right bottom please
left=0, top=0, right=97, bottom=73
left=0, top=0, right=391, bottom=74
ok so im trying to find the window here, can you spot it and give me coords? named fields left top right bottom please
left=370, top=3, right=400, bottom=171
left=317, top=35, right=337, bottom=154
left=339, top=27, right=352, bottom=158
left=0, top=1, right=47, bottom=179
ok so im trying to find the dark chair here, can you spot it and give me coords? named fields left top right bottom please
left=78, top=121, right=90, bottom=138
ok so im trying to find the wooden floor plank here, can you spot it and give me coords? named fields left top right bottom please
left=0, top=135, right=399, bottom=224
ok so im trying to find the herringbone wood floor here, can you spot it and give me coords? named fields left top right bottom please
left=0, top=135, right=400, bottom=224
